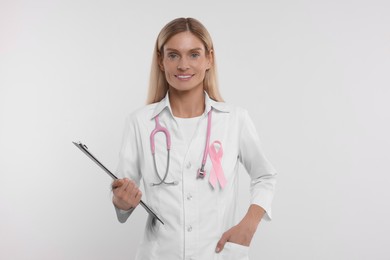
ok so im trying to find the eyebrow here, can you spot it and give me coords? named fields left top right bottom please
left=165, top=47, right=204, bottom=52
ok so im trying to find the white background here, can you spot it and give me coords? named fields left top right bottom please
left=1, top=0, right=390, bottom=259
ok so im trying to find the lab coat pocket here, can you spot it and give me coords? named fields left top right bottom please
left=219, top=242, right=249, bottom=260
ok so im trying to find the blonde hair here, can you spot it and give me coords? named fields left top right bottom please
left=146, top=17, right=223, bottom=104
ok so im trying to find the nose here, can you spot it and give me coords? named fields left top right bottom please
left=177, top=57, right=189, bottom=70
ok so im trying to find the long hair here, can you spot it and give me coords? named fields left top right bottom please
left=146, top=17, right=223, bottom=104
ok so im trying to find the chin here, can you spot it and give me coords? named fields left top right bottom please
left=169, top=84, right=204, bottom=93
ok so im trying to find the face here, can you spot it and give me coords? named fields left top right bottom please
left=160, top=31, right=212, bottom=93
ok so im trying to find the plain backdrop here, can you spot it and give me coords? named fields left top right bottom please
left=1, top=0, right=390, bottom=259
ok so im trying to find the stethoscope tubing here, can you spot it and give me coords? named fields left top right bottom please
left=199, top=111, right=212, bottom=174
left=151, top=150, right=177, bottom=186
left=150, top=111, right=212, bottom=186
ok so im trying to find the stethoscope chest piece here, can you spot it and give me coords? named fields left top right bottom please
left=197, top=168, right=206, bottom=179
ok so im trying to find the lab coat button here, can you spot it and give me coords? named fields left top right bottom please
left=187, top=194, right=193, bottom=200
left=187, top=225, right=192, bottom=232
left=186, top=162, right=191, bottom=169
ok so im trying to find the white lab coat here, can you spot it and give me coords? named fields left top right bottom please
left=115, top=92, right=277, bottom=260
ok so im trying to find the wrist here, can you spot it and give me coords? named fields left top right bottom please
left=244, top=204, right=265, bottom=230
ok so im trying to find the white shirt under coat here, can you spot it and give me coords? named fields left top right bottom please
left=115, top=92, right=277, bottom=260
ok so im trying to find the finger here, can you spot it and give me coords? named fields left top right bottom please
left=128, top=182, right=138, bottom=196
left=123, top=183, right=141, bottom=208
left=215, top=232, right=229, bottom=253
left=112, top=179, right=124, bottom=190
left=120, top=178, right=130, bottom=191
left=135, top=190, right=142, bottom=202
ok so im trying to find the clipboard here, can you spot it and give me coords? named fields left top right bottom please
left=72, top=141, right=164, bottom=225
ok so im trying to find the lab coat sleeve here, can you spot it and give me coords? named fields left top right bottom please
left=114, top=113, right=143, bottom=223
left=238, top=109, right=277, bottom=221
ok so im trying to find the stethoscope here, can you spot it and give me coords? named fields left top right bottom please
left=150, top=111, right=212, bottom=186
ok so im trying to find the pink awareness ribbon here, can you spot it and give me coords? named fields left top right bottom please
left=208, top=141, right=227, bottom=189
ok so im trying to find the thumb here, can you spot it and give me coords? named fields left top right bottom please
left=112, top=179, right=124, bottom=190
left=215, top=232, right=229, bottom=253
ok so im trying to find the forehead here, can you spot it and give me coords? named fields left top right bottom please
left=163, top=31, right=205, bottom=52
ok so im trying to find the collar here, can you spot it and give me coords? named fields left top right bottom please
left=150, top=91, right=230, bottom=119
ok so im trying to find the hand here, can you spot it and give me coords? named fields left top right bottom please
left=215, top=220, right=256, bottom=253
left=112, top=178, right=142, bottom=211
left=215, top=204, right=265, bottom=253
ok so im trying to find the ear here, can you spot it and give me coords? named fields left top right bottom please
left=158, top=51, right=165, bottom=71
left=206, top=49, right=214, bottom=70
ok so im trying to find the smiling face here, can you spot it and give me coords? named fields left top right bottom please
left=160, top=31, right=212, bottom=94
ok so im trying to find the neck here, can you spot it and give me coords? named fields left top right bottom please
left=169, top=87, right=205, bottom=118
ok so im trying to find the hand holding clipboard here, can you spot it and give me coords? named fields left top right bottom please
left=72, top=141, right=164, bottom=225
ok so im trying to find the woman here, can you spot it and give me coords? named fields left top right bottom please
left=112, top=17, right=277, bottom=260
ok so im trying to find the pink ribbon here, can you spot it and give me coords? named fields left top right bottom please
left=208, top=141, right=227, bottom=189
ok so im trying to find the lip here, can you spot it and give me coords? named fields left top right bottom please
left=175, top=74, right=194, bottom=80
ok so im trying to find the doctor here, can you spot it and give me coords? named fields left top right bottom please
left=112, top=17, right=277, bottom=260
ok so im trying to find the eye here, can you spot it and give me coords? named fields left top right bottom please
left=190, top=53, right=200, bottom=59
left=167, top=53, right=179, bottom=60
